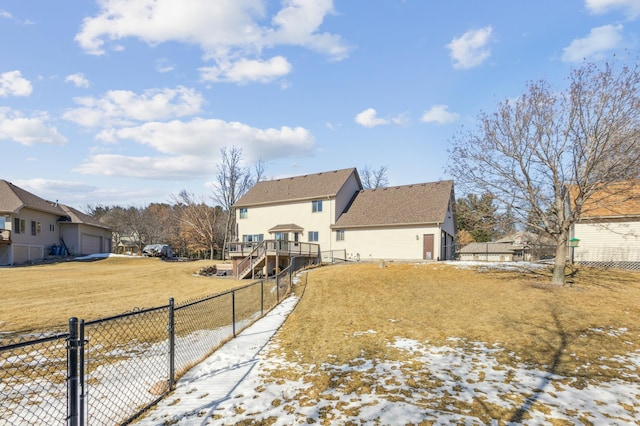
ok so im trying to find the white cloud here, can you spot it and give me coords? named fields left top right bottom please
left=267, top=0, right=349, bottom=61
left=0, top=108, right=67, bottom=146
left=200, top=56, right=292, bottom=84
left=0, top=9, right=12, bottom=19
left=562, top=24, right=624, bottom=63
left=74, top=154, right=214, bottom=179
left=12, top=178, right=157, bottom=207
left=585, top=0, right=640, bottom=19
left=74, top=0, right=349, bottom=84
left=0, top=70, right=33, bottom=97
left=420, top=105, right=460, bottom=124
left=156, top=58, right=175, bottom=73
left=354, top=108, right=407, bottom=128
left=77, top=118, right=316, bottom=178
left=65, top=73, right=90, bottom=88
left=355, top=108, right=389, bottom=128
left=63, top=86, right=204, bottom=127
left=446, top=26, right=493, bottom=69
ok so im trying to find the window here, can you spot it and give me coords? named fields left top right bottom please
left=312, top=200, right=322, bottom=213
left=308, top=231, right=319, bottom=242
left=50, top=224, right=55, bottom=232
left=336, top=230, right=345, bottom=241
left=239, top=208, right=248, bottom=219
left=14, top=218, right=25, bottom=234
left=31, top=221, right=41, bottom=236
left=253, top=234, right=264, bottom=242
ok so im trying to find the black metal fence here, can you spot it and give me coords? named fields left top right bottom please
left=0, top=262, right=308, bottom=425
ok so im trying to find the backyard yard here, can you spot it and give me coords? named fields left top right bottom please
left=2, top=258, right=639, bottom=424
left=0, top=255, right=238, bottom=337
left=170, top=261, right=640, bottom=425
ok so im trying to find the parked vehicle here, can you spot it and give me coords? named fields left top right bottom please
left=142, top=244, right=173, bottom=258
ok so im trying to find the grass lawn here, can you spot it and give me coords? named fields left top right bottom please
left=239, top=261, right=640, bottom=424
left=0, top=256, right=240, bottom=336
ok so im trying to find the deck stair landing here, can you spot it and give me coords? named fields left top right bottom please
left=232, top=240, right=320, bottom=279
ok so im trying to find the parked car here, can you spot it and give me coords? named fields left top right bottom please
left=142, top=244, right=173, bottom=258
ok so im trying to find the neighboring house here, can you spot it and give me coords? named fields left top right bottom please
left=458, top=231, right=555, bottom=262
left=0, top=180, right=112, bottom=266
left=231, top=168, right=456, bottom=277
left=458, top=241, right=517, bottom=262
left=571, top=182, right=640, bottom=263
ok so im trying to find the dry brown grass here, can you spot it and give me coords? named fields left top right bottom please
left=279, top=261, right=640, bottom=381
left=0, top=256, right=241, bottom=335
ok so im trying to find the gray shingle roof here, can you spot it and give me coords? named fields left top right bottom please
left=0, top=179, right=66, bottom=216
left=334, top=180, right=454, bottom=228
left=59, top=204, right=111, bottom=230
left=234, top=168, right=358, bottom=207
left=458, top=242, right=517, bottom=254
left=0, top=180, right=111, bottom=230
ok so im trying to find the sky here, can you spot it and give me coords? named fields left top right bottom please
left=2, top=0, right=640, bottom=209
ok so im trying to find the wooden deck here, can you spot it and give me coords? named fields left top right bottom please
left=228, top=240, right=320, bottom=279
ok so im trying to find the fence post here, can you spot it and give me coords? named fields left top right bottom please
left=168, top=298, right=175, bottom=391
left=79, top=320, right=85, bottom=426
left=260, top=280, right=264, bottom=316
left=67, top=317, right=79, bottom=426
left=232, top=291, right=236, bottom=337
left=276, top=273, right=280, bottom=303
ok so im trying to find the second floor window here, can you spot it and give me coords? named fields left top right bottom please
left=336, top=230, right=345, bottom=241
left=312, top=200, right=322, bottom=213
left=308, top=231, right=319, bottom=242
left=239, top=208, right=248, bottom=219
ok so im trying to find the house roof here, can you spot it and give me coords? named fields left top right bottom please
left=574, top=181, right=640, bottom=219
left=333, top=180, right=454, bottom=228
left=234, top=168, right=358, bottom=207
left=458, top=242, right=517, bottom=254
left=0, top=179, right=111, bottom=230
left=268, top=223, right=304, bottom=233
left=59, top=204, right=111, bottom=230
left=0, top=179, right=66, bottom=216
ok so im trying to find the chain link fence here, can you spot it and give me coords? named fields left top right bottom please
left=0, top=261, right=310, bottom=425
left=0, top=333, right=69, bottom=425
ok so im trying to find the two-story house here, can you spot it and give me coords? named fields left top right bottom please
left=571, top=181, right=640, bottom=264
left=0, top=180, right=112, bottom=266
left=230, top=168, right=456, bottom=278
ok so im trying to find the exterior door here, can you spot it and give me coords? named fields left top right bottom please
left=423, top=234, right=434, bottom=260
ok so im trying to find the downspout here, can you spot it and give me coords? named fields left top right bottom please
left=328, top=195, right=333, bottom=254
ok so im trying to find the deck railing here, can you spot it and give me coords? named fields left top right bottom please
left=230, top=240, right=321, bottom=278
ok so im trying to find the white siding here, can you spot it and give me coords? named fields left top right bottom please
left=574, top=220, right=640, bottom=262
left=459, top=253, right=513, bottom=262
left=333, top=225, right=445, bottom=261
left=237, top=199, right=336, bottom=250
left=334, top=174, right=361, bottom=222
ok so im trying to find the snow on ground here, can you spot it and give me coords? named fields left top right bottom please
left=136, top=295, right=640, bottom=426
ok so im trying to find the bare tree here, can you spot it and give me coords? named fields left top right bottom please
left=171, top=190, right=223, bottom=260
left=361, top=165, right=389, bottom=189
left=213, top=146, right=257, bottom=258
left=448, top=58, right=640, bottom=284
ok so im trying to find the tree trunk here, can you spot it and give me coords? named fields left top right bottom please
left=551, top=241, right=567, bottom=285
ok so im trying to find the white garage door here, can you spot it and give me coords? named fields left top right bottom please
left=82, top=234, right=101, bottom=254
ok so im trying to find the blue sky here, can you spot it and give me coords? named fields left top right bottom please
left=1, top=0, right=639, bottom=208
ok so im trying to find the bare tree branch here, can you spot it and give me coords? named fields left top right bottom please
left=448, top=57, right=640, bottom=284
